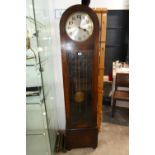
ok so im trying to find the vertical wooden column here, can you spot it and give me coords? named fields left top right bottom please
left=93, top=8, right=108, bottom=130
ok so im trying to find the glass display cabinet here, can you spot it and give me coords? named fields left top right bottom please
left=26, top=0, right=58, bottom=155
left=26, top=1, right=51, bottom=155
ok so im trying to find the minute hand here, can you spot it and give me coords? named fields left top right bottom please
left=79, top=26, right=88, bottom=32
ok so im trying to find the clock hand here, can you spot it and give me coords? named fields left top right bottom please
left=83, top=28, right=87, bottom=32
left=78, top=26, right=88, bottom=32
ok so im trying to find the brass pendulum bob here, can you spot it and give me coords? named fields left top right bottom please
left=74, top=90, right=85, bottom=113
left=74, top=90, right=85, bottom=103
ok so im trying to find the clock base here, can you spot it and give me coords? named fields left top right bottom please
left=65, top=127, right=98, bottom=150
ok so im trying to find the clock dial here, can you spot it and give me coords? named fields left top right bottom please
left=65, top=12, right=94, bottom=42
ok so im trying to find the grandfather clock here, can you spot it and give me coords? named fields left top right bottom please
left=60, top=2, right=99, bottom=149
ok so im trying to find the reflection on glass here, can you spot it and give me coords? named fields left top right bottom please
left=67, top=51, right=93, bottom=124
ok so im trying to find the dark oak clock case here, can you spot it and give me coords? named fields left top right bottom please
left=60, top=4, right=99, bottom=149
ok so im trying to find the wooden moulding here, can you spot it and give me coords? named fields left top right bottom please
left=93, top=8, right=108, bottom=13
left=93, top=8, right=107, bottom=130
left=65, top=127, right=98, bottom=150
left=101, top=14, right=107, bottom=42
left=97, top=44, right=105, bottom=130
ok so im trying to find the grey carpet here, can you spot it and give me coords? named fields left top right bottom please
left=103, top=105, right=129, bottom=126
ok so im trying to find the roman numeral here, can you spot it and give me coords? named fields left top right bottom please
left=72, top=16, right=75, bottom=20
left=69, top=21, right=73, bottom=25
left=77, top=15, right=81, bottom=19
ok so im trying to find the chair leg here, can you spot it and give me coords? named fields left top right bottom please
left=112, top=100, right=116, bottom=117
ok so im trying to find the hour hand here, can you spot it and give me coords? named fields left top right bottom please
left=82, top=28, right=87, bottom=32
left=78, top=26, right=88, bottom=32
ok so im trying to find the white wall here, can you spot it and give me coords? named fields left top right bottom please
left=90, top=0, right=129, bottom=9
left=53, top=0, right=129, bottom=10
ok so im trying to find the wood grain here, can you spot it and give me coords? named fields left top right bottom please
left=93, top=9, right=107, bottom=130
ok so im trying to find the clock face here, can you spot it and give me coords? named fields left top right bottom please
left=65, top=12, right=94, bottom=42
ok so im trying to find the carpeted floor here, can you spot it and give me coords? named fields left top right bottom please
left=103, top=105, right=129, bottom=126
left=56, top=122, right=129, bottom=155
